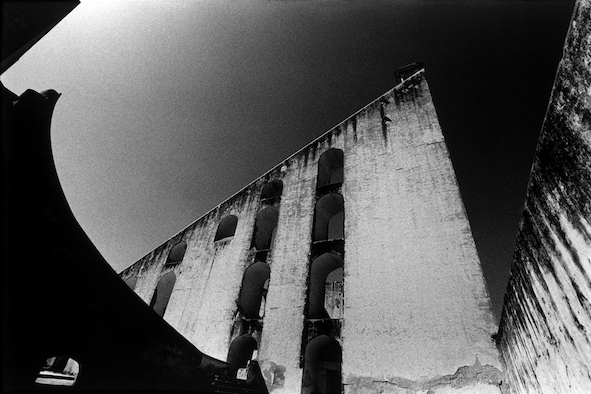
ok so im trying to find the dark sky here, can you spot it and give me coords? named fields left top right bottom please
left=1, top=0, right=576, bottom=322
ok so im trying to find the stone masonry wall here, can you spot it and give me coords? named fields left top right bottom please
left=341, top=71, right=501, bottom=393
left=120, top=67, right=501, bottom=394
left=497, top=1, right=591, bottom=393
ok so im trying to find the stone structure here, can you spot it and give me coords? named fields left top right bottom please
left=497, top=1, right=591, bottom=393
left=120, top=65, right=502, bottom=394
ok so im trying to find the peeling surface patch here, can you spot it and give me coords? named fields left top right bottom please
left=344, top=360, right=505, bottom=394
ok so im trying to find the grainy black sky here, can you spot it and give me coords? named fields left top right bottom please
left=1, top=0, right=576, bottom=322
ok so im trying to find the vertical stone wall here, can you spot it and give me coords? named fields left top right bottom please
left=497, top=1, right=591, bottom=393
left=341, top=72, right=501, bottom=393
left=120, top=67, right=501, bottom=393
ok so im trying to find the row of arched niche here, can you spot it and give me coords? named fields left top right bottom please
left=119, top=148, right=345, bottom=394
left=228, top=148, right=345, bottom=394
left=225, top=179, right=283, bottom=377
left=141, top=179, right=284, bottom=320
left=302, top=147, right=344, bottom=394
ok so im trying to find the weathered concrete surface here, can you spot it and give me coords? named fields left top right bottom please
left=344, top=359, right=504, bottom=394
left=121, top=186, right=261, bottom=362
left=120, top=67, right=500, bottom=393
left=342, top=71, right=500, bottom=392
left=497, top=1, right=591, bottom=393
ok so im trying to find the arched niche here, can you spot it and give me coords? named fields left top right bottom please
left=166, top=240, right=187, bottom=265
left=227, top=334, right=258, bottom=376
left=214, top=215, right=238, bottom=242
left=251, top=206, right=279, bottom=250
left=261, top=180, right=283, bottom=200
left=302, top=335, right=342, bottom=394
left=124, top=275, right=137, bottom=291
left=308, top=253, right=343, bottom=319
left=317, top=148, right=344, bottom=188
left=239, top=261, right=271, bottom=319
left=34, top=356, right=80, bottom=387
left=149, top=271, right=176, bottom=318
left=313, top=193, right=344, bottom=242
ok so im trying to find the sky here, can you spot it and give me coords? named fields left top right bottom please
left=1, top=0, right=576, bottom=322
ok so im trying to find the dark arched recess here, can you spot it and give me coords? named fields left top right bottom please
left=124, top=276, right=138, bottom=291
left=317, top=149, right=344, bottom=188
left=261, top=180, right=283, bottom=200
left=227, top=334, right=258, bottom=377
left=214, top=215, right=238, bottom=242
left=251, top=206, right=279, bottom=250
left=239, top=262, right=271, bottom=319
left=166, top=241, right=187, bottom=265
left=308, top=253, right=344, bottom=319
left=302, top=335, right=342, bottom=394
left=150, top=271, right=176, bottom=318
left=313, top=193, right=344, bottom=242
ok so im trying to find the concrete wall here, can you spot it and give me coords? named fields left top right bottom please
left=120, top=67, right=501, bottom=394
left=497, top=1, right=591, bottom=393
left=341, top=71, right=501, bottom=394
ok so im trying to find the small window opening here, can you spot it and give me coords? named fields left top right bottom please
left=302, top=335, right=342, bottom=394
left=214, top=215, right=238, bottom=242
left=251, top=206, right=279, bottom=250
left=166, top=240, right=187, bottom=265
left=227, top=334, right=258, bottom=377
left=308, top=253, right=343, bottom=319
left=317, top=149, right=344, bottom=188
left=313, top=193, right=344, bottom=242
left=261, top=180, right=283, bottom=200
left=150, top=271, right=176, bottom=317
left=124, top=275, right=138, bottom=290
left=239, top=261, right=271, bottom=319
left=35, top=356, right=80, bottom=387
left=324, top=267, right=344, bottom=319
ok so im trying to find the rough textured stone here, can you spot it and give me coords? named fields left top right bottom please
left=120, top=67, right=500, bottom=393
left=343, top=359, right=504, bottom=394
left=342, top=72, right=499, bottom=388
left=497, top=1, right=591, bottom=393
